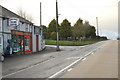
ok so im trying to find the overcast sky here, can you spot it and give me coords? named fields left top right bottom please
left=0, top=0, right=119, bottom=39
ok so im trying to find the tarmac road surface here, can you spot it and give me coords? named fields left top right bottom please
left=61, top=40, right=118, bottom=78
left=2, top=40, right=114, bottom=78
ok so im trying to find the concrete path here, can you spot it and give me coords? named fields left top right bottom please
left=61, top=40, right=118, bottom=78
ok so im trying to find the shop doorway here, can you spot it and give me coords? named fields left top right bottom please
left=19, top=36, right=24, bottom=54
left=36, top=35, right=39, bottom=52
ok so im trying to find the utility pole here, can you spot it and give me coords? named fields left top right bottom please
left=96, top=17, right=99, bottom=36
left=40, top=2, right=42, bottom=27
left=56, top=0, right=60, bottom=51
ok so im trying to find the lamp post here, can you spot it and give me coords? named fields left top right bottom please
left=96, top=17, right=99, bottom=36
left=56, top=0, right=60, bottom=51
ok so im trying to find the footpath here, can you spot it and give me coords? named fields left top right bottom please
left=61, top=40, right=118, bottom=78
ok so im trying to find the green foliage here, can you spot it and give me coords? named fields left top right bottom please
left=72, top=19, right=96, bottom=40
left=47, top=19, right=57, bottom=39
left=41, top=25, right=49, bottom=39
left=59, top=19, right=72, bottom=40
left=48, top=19, right=57, bottom=33
left=74, top=18, right=83, bottom=27
left=46, top=18, right=97, bottom=40
left=50, top=32, right=57, bottom=40
left=72, top=18, right=84, bottom=40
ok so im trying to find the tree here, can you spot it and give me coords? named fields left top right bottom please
left=48, top=19, right=59, bottom=40
left=41, top=25, right=49, bottom=39
left=83, top=21, right=96, bottom=38
left=16, top=8, right=33, bottom=22
left=72, top=18, right=84, bottom=40
left=74, top=18, right=83, bottom=27
left=48, top=19, right=57, bottom=33
left=59, top=19, right=72, bottom=40
left=50, top=32, right=57, bottom=40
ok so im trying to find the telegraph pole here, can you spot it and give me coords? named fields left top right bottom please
left=56, top=0, right=60, bottom=51
left=96, top=17, right=99, bottom=36
left=40, top=2, right=42, bottom=27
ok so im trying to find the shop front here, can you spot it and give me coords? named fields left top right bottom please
left=11, top=30, right=32, bottom=54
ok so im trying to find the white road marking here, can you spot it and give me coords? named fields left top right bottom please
left=67, top=68, right=73, bottom=72
left=91, top=52, right=94, bottom=54
left=49, top=44, right=105, bottom=78
left=49, top=57, right=83, bottom=78
left=82, top=58, right=86, bottom=61
left=66, top=57, right=80, bottom=60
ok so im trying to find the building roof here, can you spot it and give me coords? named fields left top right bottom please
left=0, top=5, right=33, bottom=24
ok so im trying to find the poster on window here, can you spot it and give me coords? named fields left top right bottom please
left=34, top=27, right=41, bottom=35
left=25, top=36, right=31, bottom=51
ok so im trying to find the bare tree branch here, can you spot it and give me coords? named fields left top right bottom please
left=16, top=7, right=33, bottom=22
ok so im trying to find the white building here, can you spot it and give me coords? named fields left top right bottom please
left=0, top=5, right=45, bottom=55
left=0, top=5, right=3, bottom=53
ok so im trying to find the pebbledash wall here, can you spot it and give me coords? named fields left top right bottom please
left=0, top=5, right=45, bottom=55
left=0, top=5, right=3, bottom=53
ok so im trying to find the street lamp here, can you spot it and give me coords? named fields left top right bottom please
left=96, top=17, right=99, bottom=36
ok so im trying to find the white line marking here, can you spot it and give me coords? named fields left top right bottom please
left=82, top=58, right=86, bottom=61
left=67, top=68, right=72, bottom=72
left=91, top=52, right=94, bottom=54
left=49, top=44, right=105, bottom=78
left=66, top=57, right=80, bottom=60
left=49, top=57, right=83, bottom=78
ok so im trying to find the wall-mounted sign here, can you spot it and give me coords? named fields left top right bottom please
left=9, top=18, right=19, bottom=27
left=34, top=27, right=41, bottom=35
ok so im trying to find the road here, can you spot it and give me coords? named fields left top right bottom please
left=61, top=40, right=118, bottom=78
left=2, top=40, right=116, bottom=78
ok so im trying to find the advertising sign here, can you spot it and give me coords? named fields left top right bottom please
left=34, top=27, right=41, bottom=35
left=9, top=18, right=19, bottom=27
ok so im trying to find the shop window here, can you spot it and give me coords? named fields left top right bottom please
left=11, top=35, right=31, bottom=53
left=0, top=36, right=3, bottom=52
left=7, top=19, right=9, bottom=26
left=11, top=35, right=21, bottom=52
left=25, top=24, right=29, bottom=32
left=24, top=36, right=31, bottom=51
left=0, top=37, right=1, bottom=44
left=0, top=18, right=2, bottom=31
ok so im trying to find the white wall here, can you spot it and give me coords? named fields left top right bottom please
left=0, top=6, right=2, bottom=17
left=38, top=35, right=42, bottom=51
left=0, top=18, right=3, bottom=53
left=0, top=18, right=2, bottom=32
left=3, top=19, right=11, bottom=33
left=32, top=26, right=43, bottom=52
left=32, top=26, right=36, bottom=52
left=3, top=34, right=11, bottom=52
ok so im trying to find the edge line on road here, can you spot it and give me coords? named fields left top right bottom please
left=49, top=44, right=105, bottom=78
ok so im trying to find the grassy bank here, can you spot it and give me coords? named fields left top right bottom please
left=45, top=39, right=103, bottom=46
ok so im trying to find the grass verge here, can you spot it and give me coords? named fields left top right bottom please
left=45, top=39, right=103, bottom=46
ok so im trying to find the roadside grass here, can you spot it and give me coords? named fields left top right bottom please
left=45, top=39, right=103, bottom=46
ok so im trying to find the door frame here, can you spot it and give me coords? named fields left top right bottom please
left=36, top=35, right=39, bottom=52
